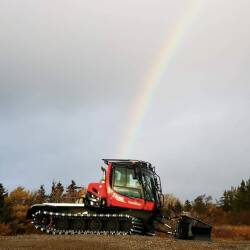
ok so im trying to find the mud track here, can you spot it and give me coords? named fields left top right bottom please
left=1, top=235, right=250, bottom=250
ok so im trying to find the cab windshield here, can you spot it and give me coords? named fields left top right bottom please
left=111, top=165, right=158, bottom=202
left=111, top=166, right=142, bottom=199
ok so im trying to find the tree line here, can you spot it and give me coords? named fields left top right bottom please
left=0, top=180, right=85, bottom=235
left=0, top=178, right=249, bottom=235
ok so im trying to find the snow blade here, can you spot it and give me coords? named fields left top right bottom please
left=175, top=215, right=212, bottom=240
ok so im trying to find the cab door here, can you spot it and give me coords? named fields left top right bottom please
left=106, top=164, right=146, bottom=210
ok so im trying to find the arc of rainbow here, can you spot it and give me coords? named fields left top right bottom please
left=119, top=0, right=201, bottom=157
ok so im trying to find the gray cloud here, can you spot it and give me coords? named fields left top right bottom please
left=0, top=0, right=250, bottom=200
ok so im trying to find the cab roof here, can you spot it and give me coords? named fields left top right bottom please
left=102, top=159, right=156, bottom=173
left=102, top=159, right=147, bottom=164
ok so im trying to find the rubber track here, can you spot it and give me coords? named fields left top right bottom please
left=31, top=210, right=144, bottom=236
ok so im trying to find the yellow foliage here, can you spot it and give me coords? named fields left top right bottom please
left=0, top=223, right=12, bottom=236
left=5, top=187, right=32, bottom=205
left=5, top=187, right=32, bottom=223
left=163, top=194, right=181, bottom=208
left=10, top=204, right=28, bottom=221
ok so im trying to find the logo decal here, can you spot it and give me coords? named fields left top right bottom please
left=112, top=192, right=125, bottom=203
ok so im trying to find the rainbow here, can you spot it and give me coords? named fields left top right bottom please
left=119, top=0, right=201, bottom=157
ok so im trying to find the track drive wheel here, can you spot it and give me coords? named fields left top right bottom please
left=106, top=218, right=120, bottom=232
left=72, top=219, right=86, bottom=231
left=89, top=218, right=102, bottom=231
left=121, top=219, right=132, bottom=232
left=56, top=217, right=69, bottom=230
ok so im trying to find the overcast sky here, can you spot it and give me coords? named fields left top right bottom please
left=0, top=0, right=250, bottom=201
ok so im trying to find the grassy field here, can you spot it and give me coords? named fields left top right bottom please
left=212, top=225, right=250, bottom=241
left=0, top=234, right=250, bottom=250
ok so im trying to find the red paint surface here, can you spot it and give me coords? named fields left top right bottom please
left=87, top=162, right=155, bottom=211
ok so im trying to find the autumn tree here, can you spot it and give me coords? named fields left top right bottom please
left=5, top=187, right=32, bottom=234
left=161, top=194, right=183, bottom=217
left=192, top=194, right=212, bottom=216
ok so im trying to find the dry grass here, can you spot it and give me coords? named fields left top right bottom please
left=1, top=234, right=250, bottom=250
left=213, top=225, right=250, bottom=240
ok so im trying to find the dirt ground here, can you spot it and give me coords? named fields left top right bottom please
left=0, top=235, right=250, bottom=250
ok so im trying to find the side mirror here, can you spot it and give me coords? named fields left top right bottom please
left=101, top=166, right=106, bottom=173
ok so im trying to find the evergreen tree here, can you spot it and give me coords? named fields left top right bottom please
left=49, top=181, right=56, bottom=202
left=0, top=184, right=7, bottom=208
left=34, top=185, right=46, bottom=204
left=184, top=200, right=192, bottom=212
left=218, top=179, right=250, bottom=212
left=246, top=179, right=250, bottom=209
left=219, top=189, right=234, bottom=212
left=234, top=180, right=249, bottom=211
left=0, top=183, right=10, bottom=223
left=173, top=200, right=183, bottom=214
left=49, top=181, right=64, bottom=202
left=64, top=180, right=78, bottom=202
